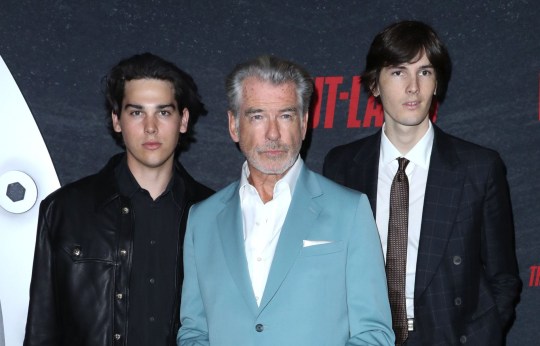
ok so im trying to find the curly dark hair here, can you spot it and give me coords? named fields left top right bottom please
left=103, top=52, right=207, bottom=151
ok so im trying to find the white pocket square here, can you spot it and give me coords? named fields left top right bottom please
left=303, top=240, right=333, bottom=247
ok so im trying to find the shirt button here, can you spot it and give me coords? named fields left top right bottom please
left=149, top=278, right=155, bottom=284
left=119, top=249, right=127, bottom=256
left=454, top=297, right=462, bottom=306
left=149, top=316, right=155, bottom=322
left=255, top=324, right=264, bottom=332
left=256, top=257, right=262, bottom=262
left=460, top=335, right=467, bottom=344
left=114, top=333, right=121, bottom=340
left=121, top=207, right=129, bottom=214
left=453, top=256, right=462, bottom=265
left=116, top=293, right=123, bottom=300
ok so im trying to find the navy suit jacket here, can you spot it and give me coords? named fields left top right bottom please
left=323, top=125, right=521, bottom=345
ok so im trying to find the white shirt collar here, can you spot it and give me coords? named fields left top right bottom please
left=380, top=121, right=434, bottom=169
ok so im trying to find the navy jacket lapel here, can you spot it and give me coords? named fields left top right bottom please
left=351, top=131, right=381, bottom=214
left=414, top=126, right=465, bottom=300
left=216, top=183, right=259, bottom=315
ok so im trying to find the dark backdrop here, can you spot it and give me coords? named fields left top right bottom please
left=1, top=1, right=539, bottom=344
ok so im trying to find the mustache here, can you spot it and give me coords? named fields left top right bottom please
left=256, top=141, right=290, bottom=152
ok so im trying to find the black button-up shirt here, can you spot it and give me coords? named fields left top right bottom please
left=116, top=158, right=183, bottom=345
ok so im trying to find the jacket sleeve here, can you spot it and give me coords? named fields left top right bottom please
left=346, top=195, right=395, bottom=346
left=176, top=207, right=210, bottom=346
left=481, top=154, right=521, bottom=328
left=23, top=199, right=61, bottom=346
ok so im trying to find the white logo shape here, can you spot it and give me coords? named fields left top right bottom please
left=0, top=55, right=60, bottom=346
left=0, top=171, right=38, bottom=214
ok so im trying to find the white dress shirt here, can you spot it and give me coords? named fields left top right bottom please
left=376, top=122, right=434, bottom=318
left=239, top=157, right=303, bottom=306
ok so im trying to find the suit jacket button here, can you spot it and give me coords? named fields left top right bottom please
left=454, top=297, right=462, bottom=306
left=255, top=324, right=264, bottom=332
left=114, top=333, right=121, bottom=340
left=453, top=256, right=462, bottom=265
left=460, top=335, right=467, bottom=343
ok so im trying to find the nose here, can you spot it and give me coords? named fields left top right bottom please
left=266, top=117, right=280, bottom=141
left=407, top=76, right=419, bottom=95
left=144, top=115, right=157, bottom=134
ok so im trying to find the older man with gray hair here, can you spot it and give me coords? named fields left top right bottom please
left=177, top=55, right=394, bottom=346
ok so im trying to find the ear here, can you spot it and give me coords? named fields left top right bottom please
left=301, top=111, right=309, bottom=140
left=112, top=112, right=122, bottom=133
left=371, top=83, right=380, bottom=97
left=228, top=111, right=239, bottom=143
left=434, top=81, right=438, bottom=96
left=179, top=107, right=190, bottom=133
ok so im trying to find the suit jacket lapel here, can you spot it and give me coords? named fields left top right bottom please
left=258, top=166, right=322, bottom=312
left=216, top=183, right=259, bottom=315
left=351, top=131, right=381, bottom=214
left=414, top=125, right=465, bottom=300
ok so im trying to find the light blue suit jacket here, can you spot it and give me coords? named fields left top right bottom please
left=178, top=166, right=394, bottom=346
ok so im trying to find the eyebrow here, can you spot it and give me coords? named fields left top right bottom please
left=124, top=103, right=177, bottom=110
left=389, top=64, right=434, bottom=69
left=280, top=107, right=298, bottom=113
left=244, top=106, right=298, bottom=115
left=244, top=108, right=263, bottom=115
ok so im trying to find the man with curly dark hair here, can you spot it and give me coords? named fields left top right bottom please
left=24, top=53, right=213, bottom=346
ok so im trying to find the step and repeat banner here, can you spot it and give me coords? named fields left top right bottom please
left=1, top=1, right=538, bottom=345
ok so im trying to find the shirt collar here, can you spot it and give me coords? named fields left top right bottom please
left=115, top=155, right=175, bottom=200
left=380, top=121, right=434, bottom=169
left=239, top=155, right=303, bottom=200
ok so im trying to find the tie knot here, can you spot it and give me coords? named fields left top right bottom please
left=397, top=157, right=409, bottom=172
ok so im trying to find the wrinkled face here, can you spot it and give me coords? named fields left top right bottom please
left=228, top=77, right=307, bottom=179
left=112, top=79, right=188, bottom=175
left=374, top=52, right=437, bottom=130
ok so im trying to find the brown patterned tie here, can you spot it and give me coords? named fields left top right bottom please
left=386, top=157, right=410, bottom=345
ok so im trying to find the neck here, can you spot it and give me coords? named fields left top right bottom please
left=248, top=169, right=286, bottom=204
left=384, top=120, right=429, bottom=155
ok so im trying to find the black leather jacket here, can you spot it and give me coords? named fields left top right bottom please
left=24, top=154, right=213, bottom=346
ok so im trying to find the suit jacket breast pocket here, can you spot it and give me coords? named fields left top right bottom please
left=300, top=241, right=345, bottom=257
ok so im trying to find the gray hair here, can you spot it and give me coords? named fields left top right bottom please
left=225, top=55, right=314, bottom=117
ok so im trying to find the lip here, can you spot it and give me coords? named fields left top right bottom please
left=403, top=101, right=420, bottom=110
left=143, top=141, right=161, bottom=150
left=261, top=150, right=286, bottom=157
